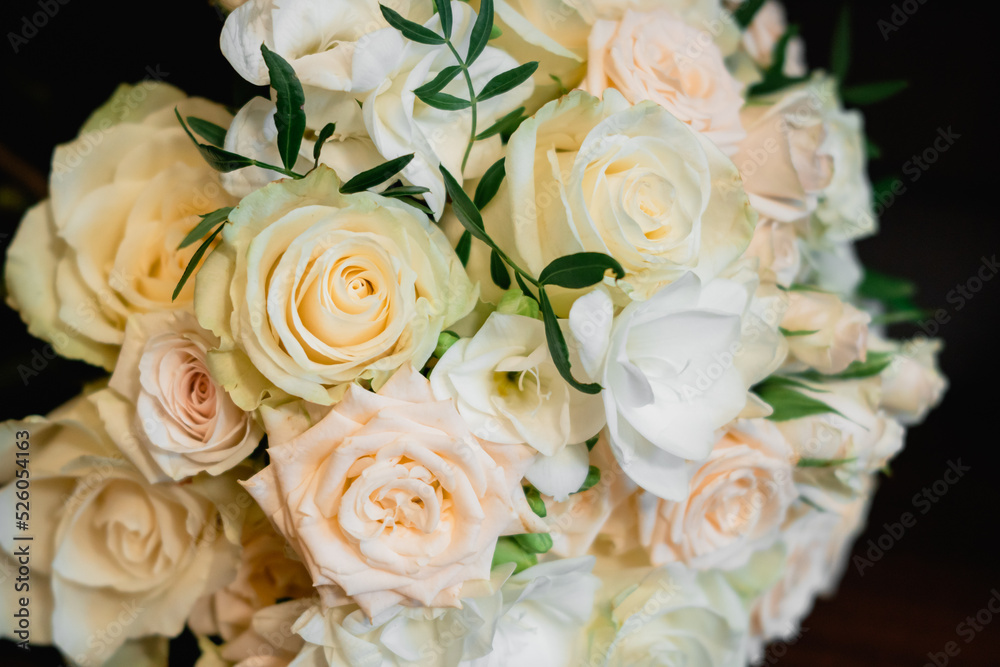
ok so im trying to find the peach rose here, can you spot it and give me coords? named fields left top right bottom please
left=582, top=9, right=746, bottom=154
left=781, top=290, right=870, bottom=374
left=242, top=365, right=545, bottom=618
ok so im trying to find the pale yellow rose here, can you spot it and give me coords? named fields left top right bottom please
left=582, top=9, right=746, bottom=154
left=195, top=166, right=476, bottom=409
left=4, top=82, right=236, bottom=370
left=242, top=365, right=546, bottom=619
left=781, top=289, right=870, bottom=374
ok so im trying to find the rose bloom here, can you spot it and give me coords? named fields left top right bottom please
left=583, top=9, right=746, bottom=155
left=92, top=310, right=262, bottom=482
left=781, top=289, right=870, bottom=374
left=483, top=89, right=756, bottom=306
left=569, top=266, right=787, bottom=501
left=4, top=82, right=236, bottom=370
left=744, top=218, right=801, bottom=288
left=636, top=420, right=797, bottom=570
left=736, top=0, right=806, bottom=77
left=222, top=0, right=530, bottom=218
left=195, top=166, right=475, bottom=409
left=876, top=336, right=947, bottom=425
left=0, top=394, right=239, bottom=665
left=242, top=365, right=546, bottom=618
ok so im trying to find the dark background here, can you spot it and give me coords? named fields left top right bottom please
left=0, top=1, right=996, bottom=665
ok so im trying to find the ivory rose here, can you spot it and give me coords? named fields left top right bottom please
left=737, top=0, right=806, bottom=76
left=484, top=90, right=756, bottom=305
left=221, top=0, right=531, bottom=218
left=0, top=395, right=240, bottom=665
left=635, top=420, right=797, bottom=570
left=583, top=9, right=746, bottom=154
left=569, top=267, right=787, bottom=501
left=194, top=166, right=475, bottom=409
left=242, top=365, right=546, bottom=618
left=877, top=337, right=947, bottom=425
left=4, top=82, right=236, bottom=370
left=781, top=289, right=870, bottom=374
left=744, top=218, right=801, bottom=287
left=92, top=311, right=262, bottom=482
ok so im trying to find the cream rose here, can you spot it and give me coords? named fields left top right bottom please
left=781, top=289, right=870, bottom=374
left=583, top=9, right=746, bottom=155
left=0, top=394, right=240, bottom=665
left=744, top=218, right=801, bottom=287
left=195, top=166, right=475, bottom=409
left=4, top=82, right=236, bottom=370
left=569, top=267, right=787, bottom=501
left=737, top=0, right=806, bottom=77
left=578, top=0, right=741, bottom=55
left=91, top=310, right=262, bottom=482
left=813, top=100, right=876, bottom=242
left=485, top=89, right=756, bottom=305
left=877, top=337, right=947, bottom=425
left=635, top=419, right=797, bottom=571
left=242, top=365, right=545, bottom=618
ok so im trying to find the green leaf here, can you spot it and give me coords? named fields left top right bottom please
left=524, top=486, right=546, bottom=517
left=261, top=44, right=306, bottom=171
left=478, top=62, right=539, bottom=102
left=573, top=465, right=600, bottom=494
left=842, top=80, right=909, bottom=106
left=475, top=106, right=526, bottom=140
left=797, top=351, right=895, bottom=382
left=866, top=138, right=882, bottom=160
left=474, top=158, right=505, bottom=209
left=733, top=0, right=767, bottom=28
left=413, top=65, right=462, bottom=97
left=436, top=0, right=453, bottom=38
left=186, top=117, right=227, bottom=147
left=380, top=4, right=445, bottom=44
left=780, top=327, right=819, bottom=337
left=798, top=457, right=857, bottom=468
left=492, top=537, right=537, bottom=573
left=515, top=273, right=539, bottom=303
left=467, top=0, right=493, bottom=64
left=173, top=224, right=224, bottom=301
left=857, top=269, right=917, bottom=307
left=539, top=288, right=602, bottom=394
left=415, top=90, right=472, bottom=110
left=755, top=380, right=844, bottom=422
left=538, top=252, right=625, bottom=289
left=340, top=154, right=415, bottom=194
left=758, top=375, right=829, bottom=393
left=440, top=165, right=488, bottom=241
left=585, top=434, right=600, bottom=451
left=513, top=532, right=553, bottom=554
left=490, top=249, right=511, bottom=290
left=455, top=230, right=472, bottom=266
left=434, top=330, right=460, bottom=358
left=549, top=74, right=569, bottom=96
left=831, top=5, right=851, bottom=83
left=179, top=207, right=233, bottom=249
left=870, top=309, right=931, bottom=325
left=196, top=144, right=258, bottom=173
left=312, top=123, right=337, bottom=167
left=381, top=185, right=431, bottom=197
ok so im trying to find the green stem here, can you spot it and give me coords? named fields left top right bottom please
left=252, top=159, right=304, bottom=179
left=445, top=40, right=478, bottom=174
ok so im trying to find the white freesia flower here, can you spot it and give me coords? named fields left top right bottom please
left=582, top=9, right=746, bottom=154
left=91, top=311, right=262, bottom=482
left=194, top=166, right=475, bottom=409
left=569, top=267, right=787, bottom=500
left=781, top=289, right=870, bottom=374
left=429, top=312, right=605, bottom=496
left=4, top=82, right=236, bottom=370
left=485, top=90, right=756, bottom=306
left=221, top=0, right=531, bottom=217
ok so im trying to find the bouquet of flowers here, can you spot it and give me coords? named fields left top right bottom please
left=2, top=0, right=947, bottom=665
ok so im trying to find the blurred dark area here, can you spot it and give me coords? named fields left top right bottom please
left=0, top=0, right=996, bottom=665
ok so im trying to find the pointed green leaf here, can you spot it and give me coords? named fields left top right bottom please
left=478, top=62, right=539, bottom=101
left=831, top=5, right=851, bottom=82
left=467, top=0, right=493, bottom=64
left=516, top=273, right=539, bottom=303
left=755, top=380, right=844, bottom=422
left=415, top=90, right=472, bottom=110
left=585, top=434, right=600, bottom=451
left=797, top=352, right=896, bottom=382
left=538, top=252, right=625, bottom=289
left=490, top=249, right=511, bottom=289
left=186, top=117, right=227, bottom=147
left=413, top=65, right=463, bottom=97
left=179, top=206, right=233, bottom=249
left=436, top=0, right=453, bottom=38
left=313, top=122, right=337, bottom=167
left=733, top=0, right=767, bottom=28
left=440, top=165, right=488, bottom=241
left=475, top=106, right=526, bottom=140
left=474, top=158, right=505, bottom=209
left=173, top=224, right=224, bottom=301
left=380, top=4, right=445, bottom=44
left=842, top=80, right=909, bottom=106
left=381, top=185, right=430, bottom=197
left=798, top=457, right=858, bottom=468
left=455, top=230, right=472, bottom=266
left=780, top=327, right=819, bottom=337
left=539, top=288, right=602, bottom=394
left=339, top=154, right=414, bottom=194
left=261, top=44, right=306, bottom=171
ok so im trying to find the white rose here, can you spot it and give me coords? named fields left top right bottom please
left=569, top=267, right=787, bottom=500
left=797, top=238, right=864, bottom=295
left=91, top=311, right=262, bottom=482
left=813, top=100, right=876, bottom=242
left=486, top=89, right=756, bottom=305
left=582, top=9, right=746, bottom=155
left=875, top=336, right=947, bottom=425
left=221, top=0, right=531, bottom=218
left=0, top=395, right=239, bottom=665
left=781, top=289, right=870, bottom=374
left=4, top=82, right=236, bottom=370
left=636, top=419, right=797, bottom=570
left=429, top=312, right=605, bottom=494
left=588, top=563, right=750, bottom=667
left=744, top=218, right=801, bottom=287
left=195, top=166, right=476, bottom=409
